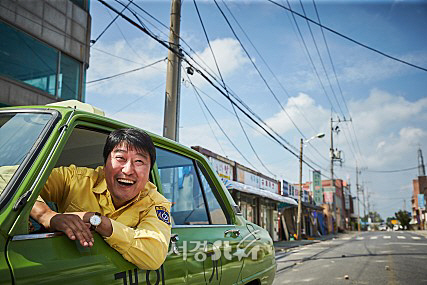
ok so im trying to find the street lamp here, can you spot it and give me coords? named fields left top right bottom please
left=296, top=133, right=325, bottom=240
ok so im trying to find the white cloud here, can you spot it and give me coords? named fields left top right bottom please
left=87, top=38, right=167, bottom=97
left=263, top=92, right=329, bottom=135
left=185, top=38, right=250, bottom=87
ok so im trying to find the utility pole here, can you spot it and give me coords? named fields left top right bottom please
left=418, top=147, right=426, bottom=176
left=330, top=117, right=336, bottom=233
left=297, top=138, right=303, bottom=240
left=330, top=116, right=348, bottom=233
left=356, top=166, right=361, bottom=232
left=163, top=0, right=182, bottom=141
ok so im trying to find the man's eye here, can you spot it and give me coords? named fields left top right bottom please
left=116, top=156, right=125, bottom=161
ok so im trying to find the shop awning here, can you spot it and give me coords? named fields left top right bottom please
left=222, top=179, right=298, bottom=205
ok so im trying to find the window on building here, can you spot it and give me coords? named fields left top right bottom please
left=0, top=21, right=82, bottom=100
left=59, top=54, right=80, bottom=100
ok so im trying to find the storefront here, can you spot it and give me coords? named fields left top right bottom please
left=223, top=179, right=297, bottom=241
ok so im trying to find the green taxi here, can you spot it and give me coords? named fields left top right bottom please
left=0, top=101, right=276, bottom=284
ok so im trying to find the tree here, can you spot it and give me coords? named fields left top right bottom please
left=361, top=211, right=383, bottom=223
left=395, top=210, right=411, bottom=230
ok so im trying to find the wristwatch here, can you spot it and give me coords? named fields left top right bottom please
left=89, top=212, right=102, bottom=230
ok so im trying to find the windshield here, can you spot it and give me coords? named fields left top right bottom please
left=0, top=112, right=52, bottom=194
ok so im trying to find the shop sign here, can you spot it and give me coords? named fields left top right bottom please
left=282, top=180, right=289, bottom=196
left=237, top=167, right=278, bottom=193
left=323, top=186, right=334, bottom=204
left=419, top=194, right=426, bottom=209
left=209, top=157, right=233, bottom=179
left=313, top=170, right=323, bottom=205
left=344, top=187, right=350, bottom=210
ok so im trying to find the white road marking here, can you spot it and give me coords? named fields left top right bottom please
left=383, top=236, right=391, bottom=239
left=356, top=237, right=364, bottom=240
left=370, top=236, right=378, bottom=240
left=397, top=236, right=406, bottom=239
left=412, top=236, right=421, bottom=240
left=341, top=237, right=351, bottom=240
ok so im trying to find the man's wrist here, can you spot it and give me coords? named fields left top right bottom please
left=95, top=215, right=113, bottom=237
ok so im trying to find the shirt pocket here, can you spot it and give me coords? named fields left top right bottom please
left=65, top=200, right=87, bottom=212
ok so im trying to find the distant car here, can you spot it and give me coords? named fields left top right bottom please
left=378, top=224, right=387, bottom=231
left=0, top=101, right=276, bottom=285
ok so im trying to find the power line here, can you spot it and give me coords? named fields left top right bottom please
left=110, top=81, right=165, bottom=116
left=220, top=0, right=330, bottom=164
left=286, top=0, right=337, bottom=114
left=187, top=75, right=260, bottom=171
left=91, top=0, right=133, bottom=46
left=98, top=0, right=331, bottom=179
left=86, top=57, right=167, bottom=84
left=299, top=0, right=345, bottom=118
left=268, top=0, right=427, bottom=73
left=365, top=166, right=418, bottom=173
left=214, top=0, right=308, bottom=141
left=193, top=0, right=275, bottom=176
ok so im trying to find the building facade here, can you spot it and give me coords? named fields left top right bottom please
left=412, top=176, right=427, bottom=230
left=191, top=146, right=297, bottom=241
left=0, top=0, right=91, bottom=107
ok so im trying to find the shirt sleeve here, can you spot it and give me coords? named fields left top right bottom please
left=104, top=201, right=172, bottom=270
left=40, top=166, right=75, bottom=207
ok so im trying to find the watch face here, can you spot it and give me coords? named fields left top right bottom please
left=90, top=214, right=102, bottom=227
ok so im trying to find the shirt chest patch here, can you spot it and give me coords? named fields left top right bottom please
left=155, top=206, right=171, bottom=225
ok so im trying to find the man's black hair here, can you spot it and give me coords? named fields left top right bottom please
left=103, top=128, right=156, bottom=171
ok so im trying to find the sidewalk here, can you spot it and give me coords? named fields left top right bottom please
left=273, top=234, right=340, bottom=252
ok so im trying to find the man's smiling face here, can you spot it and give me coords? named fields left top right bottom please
left=104, top=142, right=151, bottom=209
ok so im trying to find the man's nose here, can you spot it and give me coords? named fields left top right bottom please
left=121, top=161, right=134, bottom=175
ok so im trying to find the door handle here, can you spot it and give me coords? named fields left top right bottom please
left=224, top=229, right=240, bottom=238
left=170, top=233, right=180, bottom=255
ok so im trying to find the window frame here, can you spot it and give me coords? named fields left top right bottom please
left=0, top=109, right=60, bottom=211
left=155, top=146, right=231, bottom=227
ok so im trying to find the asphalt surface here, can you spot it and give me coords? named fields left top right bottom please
left=273, top=231, right=427, bottom=284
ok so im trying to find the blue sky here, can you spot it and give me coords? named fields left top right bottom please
left=87, top=0, right=427, bottom=220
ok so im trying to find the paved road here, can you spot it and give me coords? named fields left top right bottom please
left=274, top=231, right=427, bottom=284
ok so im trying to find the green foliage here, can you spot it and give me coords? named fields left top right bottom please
left=395, top=210, right=411, bottom=230
left=361, top=211, right=384, bottom=223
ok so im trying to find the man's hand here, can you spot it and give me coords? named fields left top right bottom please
left=50, top=213, right=94, bottom=247
left=31, top=201, right=93, bottom=247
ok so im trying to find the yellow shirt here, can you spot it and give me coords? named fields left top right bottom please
left=40, top=164, right=171, bottom=270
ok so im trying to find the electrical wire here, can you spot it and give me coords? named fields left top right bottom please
left=110, top=81, right=165, bottom=115
left=91, top=0, right=134, bottom=46
left=365, top=166, right=418, bottom=173
left=189, top=76, right=228, bottom=157
left=97, top=0, right=332, bottom=179
left=214, top=0, right=308, bottom=141
left=187, top=75, right=260, bottom=171
left=299, top=0, right=345, bottom=118
left=193, top=0, right=275, bottom=176
left=86, top=57, right=167, bottom=84
left=286, top=0, right=337, bottom=114
left=220, top=0, right=330, bottom=164
left=268, top=0, right=427, bottom=73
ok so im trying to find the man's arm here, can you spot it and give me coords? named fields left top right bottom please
left=30, top=201, right=95, bottom=247
left=103, top=202, right=172, bottom=270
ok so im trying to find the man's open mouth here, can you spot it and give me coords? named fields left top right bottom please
left=117, top=178, right=135, bottom=186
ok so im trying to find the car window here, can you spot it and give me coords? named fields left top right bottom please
left=196, top=161, right=228, bottom=225
left=157, top=148, right=213, bottom=225
left=0, top=112, right=52, bottom=195
left=55, top=127, right=108, bottom=168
